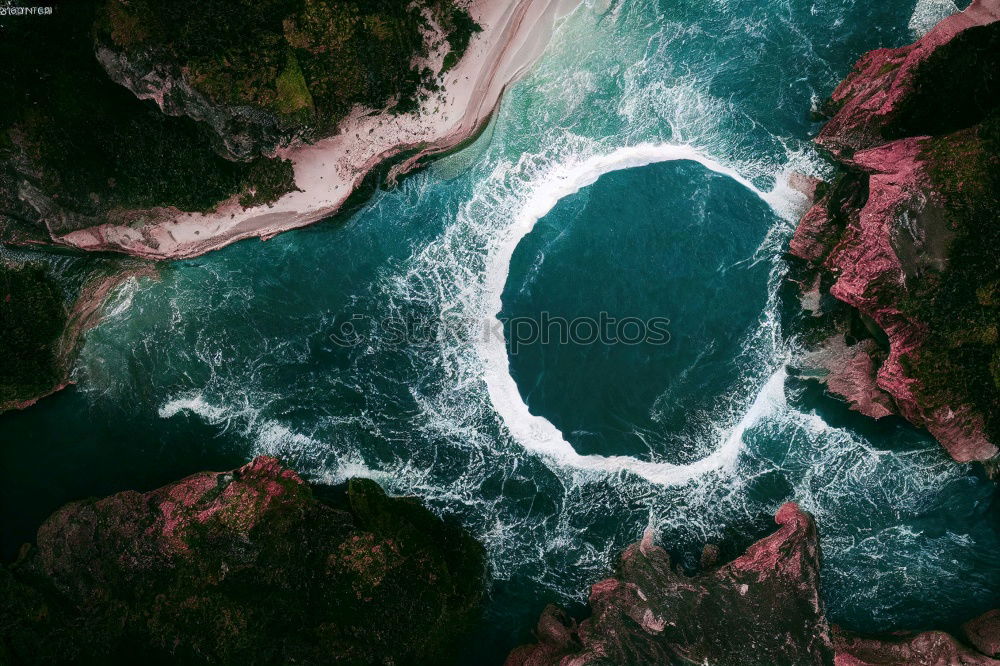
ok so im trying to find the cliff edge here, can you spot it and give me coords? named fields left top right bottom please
left=0, top=0, right=570, bottom=259
left=788, top=0, right=1000, bottom=463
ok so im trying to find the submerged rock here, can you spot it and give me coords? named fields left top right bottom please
left=0, top=457, right=485, bottom=665
left=788, top=0, right=1000, bottom=462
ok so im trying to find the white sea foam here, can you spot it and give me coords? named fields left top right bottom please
left=99, top=0, right=991, bottom=616
left=908, top=0, right=960, bottom=37
left=159, top=392, right=232, bottom=424
left=159, top=390, right=327, bottom=461
left=100, top=277, right=142, bottom=320
left=475, top=143, right=795, bottom=485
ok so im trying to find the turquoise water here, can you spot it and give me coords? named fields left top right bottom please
left=2, top=0, right=997, bottom=661
left=500, top=160, right=775, bottom=462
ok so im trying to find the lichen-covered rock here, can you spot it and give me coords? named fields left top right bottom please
left=0, top=457, right=485, bottom=665
left=506, top=503, right=835, bottom=666
left=788, top=0, right=1000, bottom=463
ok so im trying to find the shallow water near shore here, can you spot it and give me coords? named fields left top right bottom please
left=2, top=0, right=996, bottom=662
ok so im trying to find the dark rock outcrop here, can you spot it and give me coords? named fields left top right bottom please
left=507, top=505, right=1000, bottom=666
left=0, top=261, right=72, bottom=411
left=92, top=0, right=480, bottom=160
left=965, top=609, right=1000, bottom=658
left=0, top=258, right=151, bottom=413
left=788, top=0, right=1000, bottom=462
left=833, top=624, right=1000, bottom=666
left=0, top=0, right=479, bottom=247
left=506, top=503, right=835, bottom=666
left=0, top=457, right=485, bottom=665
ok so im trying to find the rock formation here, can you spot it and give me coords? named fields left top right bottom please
left=0, top=0, right=562, bottom=408
left=0, top=257, right=153, bottom=413
left=834, top=607, right=1000, bottom=666
left=0, top=457, right=485, bottom=665
left=507, top=504, right=1000, bottom=666
left=0, top=0, right=567, bottom=259
left=92, top=0, right=483, bottom=161
left=787, top=0, right=1000, bottom=462
left=507, top=503, right=835, bottom=666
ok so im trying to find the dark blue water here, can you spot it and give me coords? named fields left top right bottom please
left=501, top=160, right=775, bottom=462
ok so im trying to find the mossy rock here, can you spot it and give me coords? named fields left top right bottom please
left=0, top=457, right=486, bottom=665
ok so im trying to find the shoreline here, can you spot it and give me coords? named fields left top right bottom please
left=0, top=260, right=157, bottom=413
left=55, top=0, right=576, bottom=260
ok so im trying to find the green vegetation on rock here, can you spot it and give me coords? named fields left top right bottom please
left=99, top=0, right=481, bottom=134
left=0, top=0, right=479, bottom=237
left=902, top=111, right=1000, bottom=441
left=0, top=0, right=296, bottom=226
left=0, top=457, right=486, bottom=665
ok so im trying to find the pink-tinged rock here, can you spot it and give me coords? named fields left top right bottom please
left=817, top=0, right=1000, bottom=157
left=964, top=610, right=1000, bottom=657
left=508, top=508, right=1000, bottom=666
left=833, top=625, right=1000, bottom=665
left=506, top=503, right=834, bottom=666
left=4, top=457, right=486, bottom=665
left=802, top=335, right=898, bottom=420
left=811, top=136, right=998, bottom=462
left=791, top=200, right=837, bottom=263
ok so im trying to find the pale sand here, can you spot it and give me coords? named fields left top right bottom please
left=58, top=0, right=577, bottom=260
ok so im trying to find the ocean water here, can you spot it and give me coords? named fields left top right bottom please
left=2, top=0, right=996, bottom=662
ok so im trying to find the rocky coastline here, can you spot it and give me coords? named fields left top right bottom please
left=506, top=504, right=1000, bottom=666
left=0, top=457, right=485, bottom=665
left=505, top=4, right=1000, bottom=663
left=787, top=0, right=1000, bottom=463
left=6, top=459, right=997, bottom=665
left=0, top=0, right=571, bottom=260
left=0, top=0, right=570, bottom=410
left=0, top=255, right=155, bottom=413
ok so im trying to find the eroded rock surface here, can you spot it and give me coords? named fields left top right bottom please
left=507, top=504, right=1000, bottom=666
left=833, top=625, right=1000, bottom=666
left=0, top=457, right=485, bottom=665
left=788, top=0, right=1000, bottom=462
left=507, top=504, right=835, bottom=666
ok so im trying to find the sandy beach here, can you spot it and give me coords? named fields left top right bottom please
left=58, top=0, right=576, bottom=260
